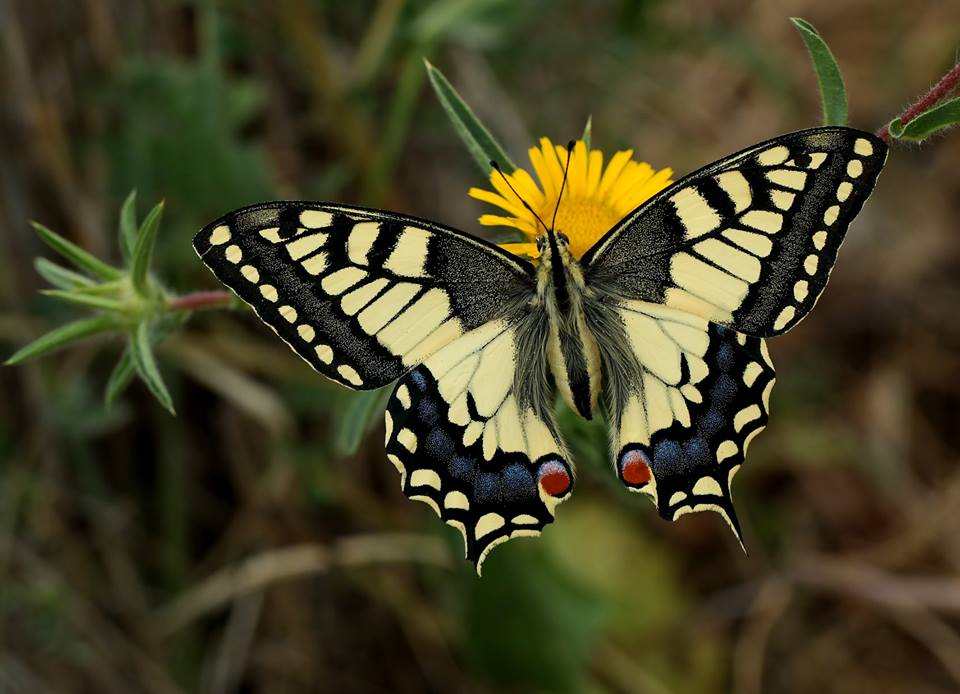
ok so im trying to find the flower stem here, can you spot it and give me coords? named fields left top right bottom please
left=876, top=61, right=960, bottom=142
left=167, top=290, right=236, bottom=312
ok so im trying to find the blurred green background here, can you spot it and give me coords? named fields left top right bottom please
left=3, top=1, right=960, bottom=692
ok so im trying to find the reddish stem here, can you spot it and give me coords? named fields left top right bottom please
left=167, top=290, right=234, bottom=312
left=876, top=61, right=960, bottom=142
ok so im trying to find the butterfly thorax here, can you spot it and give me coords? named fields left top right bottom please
left=536, top=233, right=603, bottom=421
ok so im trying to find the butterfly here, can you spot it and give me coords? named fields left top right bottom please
left=194, top=127, right=886, bottom=573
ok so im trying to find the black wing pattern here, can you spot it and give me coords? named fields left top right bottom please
left=193, top=202, right=535, bottom=390
left=384, top=316, right=574, bottom=573
left=587, top=299, right=775, bottom=541
left=582, top=127, right=886, bottom=337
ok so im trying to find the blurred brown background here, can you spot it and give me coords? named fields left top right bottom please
left=2, top=1, right=960, bottom=692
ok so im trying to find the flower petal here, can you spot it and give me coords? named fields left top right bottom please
left=597, top=149, right=634, bottom=198
left=585, top=149, right=603, bottom=195
left=478, top=214, right=537, bottom=237
left=469, top=187, right=525, bottom=217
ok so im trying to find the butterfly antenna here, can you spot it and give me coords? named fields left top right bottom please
left=490, top=161, right=550, bottom=234
left=551, top=140, right=575, bottom=232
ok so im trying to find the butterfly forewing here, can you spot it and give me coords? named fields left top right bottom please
left=193, top=202, right=535, bottom=390
left=583, top=127, right=887, bottom=337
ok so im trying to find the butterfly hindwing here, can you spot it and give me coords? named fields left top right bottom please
left=193, top=202, right=536, bottom=390
left=583, top=127, right=886, bottom=337
left=589, top=300, right=775, bottom=540
left=384, top=317, right=573, bottom=572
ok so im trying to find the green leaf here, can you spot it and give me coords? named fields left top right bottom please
left=335, top=387, right=392, bottom=455
left=424, top=59, right=515, bottom=173
left=889, top=97, right=960, bottom=141
left=30, top=222, right=124, bottom=281
left=34, top=258, right=96, bottom=290
left=130, top=201, right=165, bottom=296
left=580, top=115, right=592, bottom=149
left=5, top=315, right=120, bottom=365
left=105, top=347, right=136, bottom=407
left=119, top=189, right=138, bottom=262
left=790, top=17, right=848, bottom=126
left=129, top=321, right=175, bottom=415
left=41, top=289, right=124, bottom=312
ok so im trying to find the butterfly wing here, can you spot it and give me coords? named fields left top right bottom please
left=582, top=127, right=886, bottom=337
left=193, top=202, right=536, bottom=389
left=384, top=314, right=573, bottom=573
left=586, top=299, right=775, bottom=540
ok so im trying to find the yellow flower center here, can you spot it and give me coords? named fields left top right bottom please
left=468, top=136, right=673, bottom=262
left=539, top=195, right=622, bottom=259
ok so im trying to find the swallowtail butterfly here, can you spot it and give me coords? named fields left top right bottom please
left=195, top=127, right=886, bottom=572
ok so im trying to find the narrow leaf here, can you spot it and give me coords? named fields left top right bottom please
left=130, top=321, right=176, bottom=415
left=31, top=222, right=124, bottom=281
left=891, top=97, right=960, bottom=141
left=335, top=387, right=392, bottom=455
left=34, top=258, right=96, bottom=290
left=424, top=60, right=515, bottom=173
left=119, top=189, right=138, bottom=261
left=790, top=18, right=848, bottom=126
left=131, top=201, right=165, bottom=296
left=41, top=289, right=124, bottom=311
left=105, top=346, right=136, bottom=407
left=5, top=315, right=120, bottom=365
left=581, top=115, right=592, bottom=149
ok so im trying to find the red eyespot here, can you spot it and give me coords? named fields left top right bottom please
left=538, top=459, right=572, bottom=497
left=619, top=449, right=652, bottom=487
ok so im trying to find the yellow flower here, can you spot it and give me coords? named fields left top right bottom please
left=469, top=137, right=673, bottom=260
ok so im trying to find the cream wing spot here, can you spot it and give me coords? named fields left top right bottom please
left=337, top=364, right=363, bottom=386
left=225, top=244, right=242, bottom=263
left=692, top=477, right=723, bottom=496
left=812, top=231, right=828, bottom=250
left=259, top=284, right=279, bottom=302
left=357, top=283, right=421, bottom=335
left=444, top=491, right=470, bottom=510
left=717, top=440, right=738, bottom=463
left=773, top=305, right=795, bottom=331
left=756, top=145, right=789, bottom=165
left=300, top=210, right=333, bottom=228
left=383, top=226, right=431, bottom=278
left=301, top=252, right=328, bottom=275
left=771, top=190, right=795, bottom=210
left=766, top=169, right=807, bottom=190
left=278, top=305, right=297, bottom=323
left=741, top=210, right=783, bottom=234
left=714, top=171, right=752, bottom=212
left=475, top=513, right=505, bottom=539
left=314, top=344, right=333, bottom=364
left=823, top=205, right=840, bottom=226
left=347, top=221, right=379, bottom=265
left=208, top=225, right=231, bottom=245
left=804, top=254, right=819, bottom=275
left=286, top=232, right=328, bottom=260
left=410, top=469, right=440, bottom=489
left=340, top=278, right=389, bottom=316
left=671, top=187, right=721, bottom=238
left=240, top=265, right=260, bottom=283
left=847, top=160, right=863, bottom=178
left=297, top=324, right=316, bottom=343
left=837, top=181, right=853, bottom=201
left=793, top=280, right=809, bottom=302
left=854, top=138, right=874, bottom=156
left=259, top=228, right=282, bottom=243
left=321, top=267, right=366, bottom=295
left=722, top=229, right=773, bottom=257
